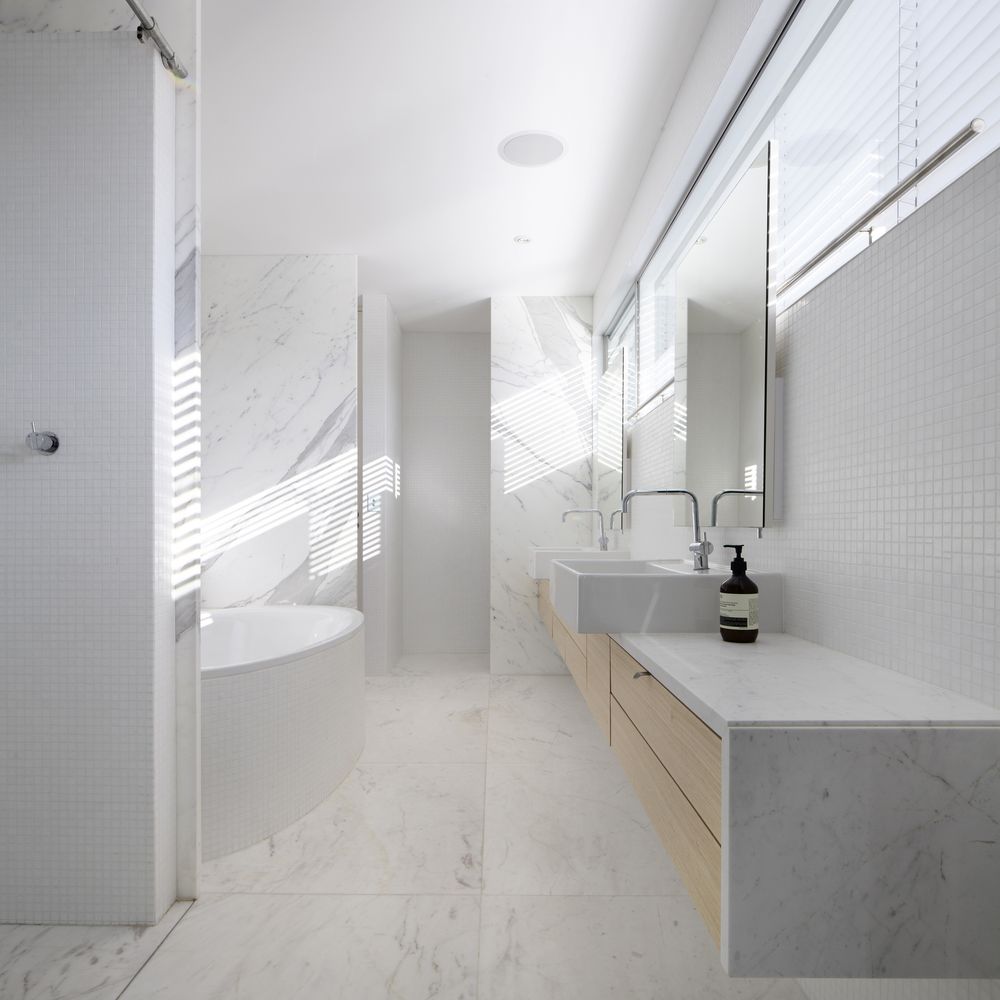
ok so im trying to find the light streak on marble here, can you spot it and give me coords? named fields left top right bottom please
left=201, top=254, right=358, bottom=609
left=490, top=296, right=595, bottom=675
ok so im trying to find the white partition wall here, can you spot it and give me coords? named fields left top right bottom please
left=0, top=33, right=177, bottom=925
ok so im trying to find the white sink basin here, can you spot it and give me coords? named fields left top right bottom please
left=550, top=559, right=782, bottom=635
left=527, top=547, right=629, bottom=581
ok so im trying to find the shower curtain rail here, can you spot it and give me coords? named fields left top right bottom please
left=777, top=118, right=985, bottom=296
left=124, top=0, right=188, bottom=79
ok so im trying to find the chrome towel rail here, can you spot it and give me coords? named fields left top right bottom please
left=124, top=0, right=188, bottom=79
left=777, top=118, right=985, bottom=296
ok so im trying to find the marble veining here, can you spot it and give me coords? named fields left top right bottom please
left=200, top=762, right=484, bottom=895
left=479, top=895, right=808, bottom=1000
left=201, top=254, right=358, bottom=609
left=0, top=902, right=189, bottom=1000
left=490, top=296, right=595, bottom=674
left=120, top=894, right=480, bottom=1000
left=615, top=632, right=1000, bottom=735
left=727, top=726, right=1000, bottom=978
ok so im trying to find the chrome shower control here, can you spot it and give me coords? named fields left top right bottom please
left=26, top=422, right=59, bottom=455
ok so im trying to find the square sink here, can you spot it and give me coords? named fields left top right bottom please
left=527, top=547, right=630, bottom=580
left=550, top=559, right=782, bottom=635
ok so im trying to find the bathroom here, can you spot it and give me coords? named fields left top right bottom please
left=1, top=0, right=998, bottom=997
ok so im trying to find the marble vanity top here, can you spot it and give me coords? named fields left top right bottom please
left=613, top=632, right=1000, bottom=736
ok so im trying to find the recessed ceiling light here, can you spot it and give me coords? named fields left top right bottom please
left=513, top=235, right=533, bottom=245
left=498, top=132, right=565, bottom=167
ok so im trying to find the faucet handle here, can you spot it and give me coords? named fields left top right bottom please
left=26, top=422, right=59, bottom=455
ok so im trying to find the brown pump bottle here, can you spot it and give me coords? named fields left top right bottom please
left=719, top=544, right=758, bottom=643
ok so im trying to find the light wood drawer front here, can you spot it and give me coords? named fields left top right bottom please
left=585, top=633, right=611, bottom=741
left=553, top=616, right=587, bottom=692
left=537, top=580, right=554, bottom=635
left=610, top=641, right=722, bottom=841
left=611, top=698, right=721, bottom=945
left=566, top=621, right=587, bottom=656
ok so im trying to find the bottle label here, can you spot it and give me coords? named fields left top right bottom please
left=720, top=593, right=759, bottom=630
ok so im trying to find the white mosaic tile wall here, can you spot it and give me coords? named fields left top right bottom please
left=754, top=150, right=1000, bottom=711
left=201, top=255, right=359, bottom=610
left=0, top=33, right=176, bottom=924
left=490, top=297, right=594, bottom=674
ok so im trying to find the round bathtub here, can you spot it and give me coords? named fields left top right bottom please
left=201, top=606, right=365, bottom=860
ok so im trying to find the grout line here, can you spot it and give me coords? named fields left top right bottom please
left=475, top=672, right=494, bottom=994
left=113, top=900, right=195, bottom=1000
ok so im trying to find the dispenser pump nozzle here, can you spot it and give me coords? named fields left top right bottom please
left=724, top=544, right=747, bottom=573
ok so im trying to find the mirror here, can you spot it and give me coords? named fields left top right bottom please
left=672, top=146, right=771, bottom=528
left=595, top=347, right=624, bottom=514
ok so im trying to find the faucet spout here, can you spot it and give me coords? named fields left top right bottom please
left=561, top=508, right=608, bottom=551
left=709, top=489, right=763, bottom=527
left=621, top=489, right=713, bottom=571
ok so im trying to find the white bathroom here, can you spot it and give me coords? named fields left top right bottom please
left=1, top=1, right=999, bottom=998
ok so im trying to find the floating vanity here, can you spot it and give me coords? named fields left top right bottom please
left=536, top=572, right=1000, bottom=979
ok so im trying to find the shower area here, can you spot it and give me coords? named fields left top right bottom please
left=0, top=6, right=367, bottom=927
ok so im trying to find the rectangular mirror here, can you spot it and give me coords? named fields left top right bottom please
left=671, top=145, right=772, bottom=529
left=595, top=346, right=625, bottom=513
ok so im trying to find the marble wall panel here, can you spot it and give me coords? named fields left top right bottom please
left=490, top=297, right=594, bottom=674
left=201, top=255, right=358, bottom=610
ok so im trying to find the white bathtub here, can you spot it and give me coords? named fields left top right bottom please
left=201, top=606, right=365, bottom=860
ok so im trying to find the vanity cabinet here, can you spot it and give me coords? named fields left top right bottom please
left=537, top=583, right=1000, bottom=979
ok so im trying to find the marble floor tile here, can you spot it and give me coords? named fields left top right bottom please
left=363, top=675, right=489, bottom=764
left=121, top=893, right=479, bottom=1000
left=483, top=759, right=683, bottom=896
left=393, top=652, right=490, bottom=676
left=0, top=902, right=189, bottom=1000
left=487, top=675, right=611, bottom=766
left=201, top=763, right=485, bottom=895
left=478, top=895, right=808, bottom=1000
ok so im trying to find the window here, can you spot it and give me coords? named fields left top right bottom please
left=607, top=0, right=1000, bottom=397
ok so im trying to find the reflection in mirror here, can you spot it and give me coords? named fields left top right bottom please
left=595, top=347, right=624, bottom=516
left=672, top=146, right=769, bottom=529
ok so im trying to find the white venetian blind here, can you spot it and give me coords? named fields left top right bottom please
left=775, top=0, right=1000, bottom=300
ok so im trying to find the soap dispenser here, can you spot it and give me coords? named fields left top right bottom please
left=720, top=544, right=758, bottom=643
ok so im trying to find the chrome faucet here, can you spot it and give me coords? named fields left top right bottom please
left=562, top=508, right=608, bottom=551
left=609, top=508, right=624, bottom=531
left=709, top=489, right=763, bottom=526
left=621, top=489, right=713, bottom=571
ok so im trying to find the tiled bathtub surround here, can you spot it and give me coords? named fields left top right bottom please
left=201, top=255, right=359, bottom=610
left=0, top=34, right=176, bottom=924
left=201, top=620, right=364, bottom=860
left=490, top=296, right=595, bottom=674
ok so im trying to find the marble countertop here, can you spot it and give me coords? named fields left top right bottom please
left=612, top=632, right=1000, bottom=735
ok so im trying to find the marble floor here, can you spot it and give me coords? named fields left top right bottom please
left=1, top=655, right=809, bottom=1000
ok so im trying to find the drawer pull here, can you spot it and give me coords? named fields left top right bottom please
left=633, top=669, right=651, bottom=679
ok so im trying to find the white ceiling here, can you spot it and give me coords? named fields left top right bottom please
left=202, top=0, right=716, bottom=332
